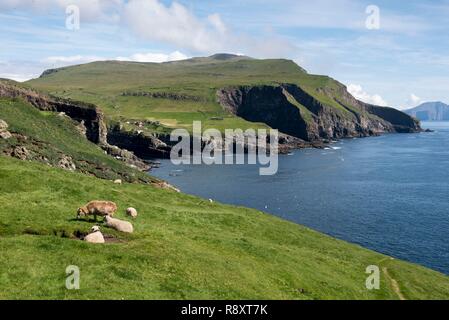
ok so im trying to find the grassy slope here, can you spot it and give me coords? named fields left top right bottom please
left=0, top=96, right=448, bottom=299
left=27, top=57, right=353, bottom=133
left=1, top=155, right=449, bottom=299
left=0, top=98, right=156, bottom=183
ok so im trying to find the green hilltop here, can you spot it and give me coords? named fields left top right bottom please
left=26, top=55, right=352, bottom=133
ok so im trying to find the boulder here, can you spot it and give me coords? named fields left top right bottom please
left=12, top=146, right=29, bottom=160
left=58, top=155, right=76, bottom=171
left=0, top=119, right=12, bottom=140
left=0, top=119, right=8, bottom=131
left=0, top=131, right=12, bottom=140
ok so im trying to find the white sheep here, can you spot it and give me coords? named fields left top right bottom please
left=105, top=216, right=134, bottom=233
left=126, top=207, right=138, bottom=218
left=113, top=179, right=122, bottom=185
left=84, top=226, right=105, bottom=244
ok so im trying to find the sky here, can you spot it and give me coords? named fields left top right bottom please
left=1, top=0, right=449, bottom=109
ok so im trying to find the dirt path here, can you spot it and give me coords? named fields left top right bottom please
left=382, top=267, right=406, bottom=300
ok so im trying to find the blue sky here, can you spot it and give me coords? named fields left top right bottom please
left=1, top=0, right=449, bottom=109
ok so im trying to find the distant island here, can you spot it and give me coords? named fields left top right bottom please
left=405, top=101, right=449, bottom=121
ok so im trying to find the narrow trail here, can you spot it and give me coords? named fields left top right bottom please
left=382, top=266, right=406, bottom=300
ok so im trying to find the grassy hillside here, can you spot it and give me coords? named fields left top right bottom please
left=0, top=97, right=156, bottom=183
left=27, top=55, right=351, bottom=133
left=0, top=95, right=448, bottom=299
left=1, top=155, right=449, bottom=299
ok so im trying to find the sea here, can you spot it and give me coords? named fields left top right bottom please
left=151, top=122, right=449, bottom=274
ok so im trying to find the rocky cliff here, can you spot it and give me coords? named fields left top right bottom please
left=405, top=102, right=449, bottom=121
left=0, top=81, right=107, bottom=145
left=217, top=83, right=421, bottom=142
left=0, top=81, right=155, bottom=170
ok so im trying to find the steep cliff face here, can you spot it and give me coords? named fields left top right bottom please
left=0, top=81, right=107, bottom=145
left=217, top=83, right=421, bottom=142
left=107, top=124, right=172, bottom=159
left=0, top=81, right=153, bottom=171
left=218, top=86, right=310, bottom=140
left=405, top=101, right=449, bottom=121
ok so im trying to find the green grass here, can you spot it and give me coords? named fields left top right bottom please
left=0, top=156, right=449, bottom=299
left=27, top=56, right=360, bottom=133
left=2, top=56, right=445, bottom=300
left=0, top=91, right=447, bottom=300
left=283, top=89, right=314, bottom=124
left=0, top=98, right=156, bottom=183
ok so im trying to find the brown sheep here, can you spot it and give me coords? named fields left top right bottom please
left=77, top=201, right=117, bottom=221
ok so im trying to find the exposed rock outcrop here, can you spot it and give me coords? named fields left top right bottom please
left=122, top=91, right=203, bottom=102
left=101, top=144, right=151, bottom=171
left=0, top=81, right=152, bottom=171
left=12, top=146, right=30, bottom=160
left=0, top=119, right=12, bottom=139
left=217, top=83, right=421, bottom=142
left=0, top=82, right=107, bottom=145
left=58, top=155, right=76, bottom=171
left=107, top=124, right=172, bottom=159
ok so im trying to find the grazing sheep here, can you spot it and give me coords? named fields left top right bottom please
left=126, top=207, right=138, bottom=218
left=113, top=179, right=122, bottom=185
left=77, top=201, right=117, bottom=221
left=105, top=216, right=134, bottom=233
left=84, top=226, right=105, bottom=244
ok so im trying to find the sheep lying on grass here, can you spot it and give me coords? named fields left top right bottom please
left=77, top=201, right=117, bottom=221
left=84, top=226, right=105, bottom=244
left=105, top=216, right=134, bottom=233
left=126, top=207, right=138, bottom=218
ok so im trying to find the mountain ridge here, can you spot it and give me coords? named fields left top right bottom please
left=26, top=54, right=421, bottom=157
left=405, top=101, right=449, bottom=121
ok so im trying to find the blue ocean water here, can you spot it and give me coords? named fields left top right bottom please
left=151, top=122, right=449, bottom=274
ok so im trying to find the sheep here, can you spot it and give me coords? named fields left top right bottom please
left=113, top=179, right=122, bottom=185
left=84, top=226, right=105, bottom=244
left=77, top=201, right=117, bottom=221
left=126, top=207, right=138, bottom=218
left=105, top=216, right=134, bottom=233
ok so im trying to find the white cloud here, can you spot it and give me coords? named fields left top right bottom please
left=0, top=72, right=35, bottom=82
left=41, top=51, right=188, bottom=67
left=122, top=0, right=227, bottom=52
left=0, top=0, right=293, bottom=57
left=116, top=51, right=188, bottom=63
left=347, top=84, right=388, bottom=106
left=42, top=55, right=105, bottom=65
left=406, top=93, right=422, bottom=107
left=0, top=0, right=122, bottom=22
